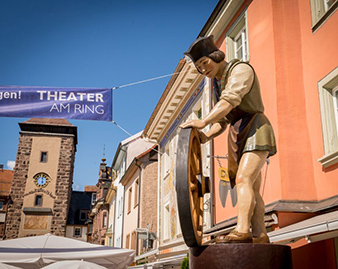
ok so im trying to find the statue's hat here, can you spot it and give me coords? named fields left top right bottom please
left=184, top=35, right=218, bottom=63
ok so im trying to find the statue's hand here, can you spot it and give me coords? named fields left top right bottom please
left=179, top=119, right=206, bottom=129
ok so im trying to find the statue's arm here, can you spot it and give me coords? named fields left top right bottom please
left=199, top=119, right=228, bottom=144
left=180, top=99, right=233, bottom=129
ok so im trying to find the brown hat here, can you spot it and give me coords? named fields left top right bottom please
left=184, top=35, right=218, bottom=63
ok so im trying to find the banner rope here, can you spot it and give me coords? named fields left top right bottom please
left=109, top=69, right=189, bottom=154
left=111, top=70, right=187, bottom=90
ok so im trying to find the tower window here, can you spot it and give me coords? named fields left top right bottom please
left=40, top=152, right=48, bottom=163
left=35, top=195, right=42, bottom=206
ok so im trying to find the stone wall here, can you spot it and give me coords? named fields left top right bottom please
left=51, top=136, right=76, bottom=236
left=140, top=161, right=158, bottom=234
left=4, top=134, right=32, bottom=239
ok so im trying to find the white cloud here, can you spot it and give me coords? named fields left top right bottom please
left=6, top=160, right=15, bottom=170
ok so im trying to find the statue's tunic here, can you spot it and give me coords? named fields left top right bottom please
left=214, top=59, right=276, bottom=187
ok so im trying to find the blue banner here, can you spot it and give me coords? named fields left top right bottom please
left=0, top=86, right=112, bottom=121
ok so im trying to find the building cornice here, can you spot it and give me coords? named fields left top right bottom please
left=143, top=60, right=203, bottom=143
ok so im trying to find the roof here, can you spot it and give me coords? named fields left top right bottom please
left=19, top=118, right=78, bottom=144
left=23, top=118, right=74, bottom=126
left=84, top=185, right=98, bottom=193
left=268, top=210, right=338, bottom=244
left=142, top=59, right=185, bottom=138
left=0, top=169, right=14, bottom=196
left=67, top=191, right=92, bottom=225
left=111, top=131, right=143, bottom=169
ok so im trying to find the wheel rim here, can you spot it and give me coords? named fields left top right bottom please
left=176, top=128, right=203, bottom=247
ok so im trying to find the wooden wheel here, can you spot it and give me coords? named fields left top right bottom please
left=176, top=127, right=209, bottom=247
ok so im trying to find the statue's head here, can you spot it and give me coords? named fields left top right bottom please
left=184, top=35, right=225, bottom=64
left=184, top=35, right=225, bottom=77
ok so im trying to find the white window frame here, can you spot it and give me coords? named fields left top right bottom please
left=74, top=227, right=81, bottom=237
left=162, top=143, right=171, bottom=178
left=333, top=86, right=338, bottom=135
left=163, top=201, right=170, bottom=241
left=310, top=0, right=338, bottom=31
left=225, top=12, right=249, bottom=62
left=91, top=193, right=97, bottom=205
left=318, top=67, right=338, bottom=168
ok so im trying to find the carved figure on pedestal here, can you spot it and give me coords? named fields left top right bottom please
left=178, top=36, right=276, bottom=244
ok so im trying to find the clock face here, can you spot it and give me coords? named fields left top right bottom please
left=33, top=172, right=51, bottom=188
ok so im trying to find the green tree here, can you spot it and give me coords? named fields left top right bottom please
left=181, top=253, right=189, bottom=269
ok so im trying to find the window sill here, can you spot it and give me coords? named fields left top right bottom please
left=318, top=150, right=338, bottom=168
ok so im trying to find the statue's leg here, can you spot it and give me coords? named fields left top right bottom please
left=251, top=172, right=270, bottom=243
left=235, top=151, right=268, bottom=234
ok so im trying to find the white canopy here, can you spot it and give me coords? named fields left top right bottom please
left=41, top=260, right=107, bottom=269
left=0, top=234, right=134, bottom=269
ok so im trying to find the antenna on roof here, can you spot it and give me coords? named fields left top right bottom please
left=103, top=144, right=106, bottom=157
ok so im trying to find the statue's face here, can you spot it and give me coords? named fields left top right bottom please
left=194, top=56, right=219, bottom=78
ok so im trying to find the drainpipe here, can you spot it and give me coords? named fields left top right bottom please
left=135, top=159, right=142, bottom=257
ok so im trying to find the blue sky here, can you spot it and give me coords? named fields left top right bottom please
left=0, top=0, right=218, bottom=190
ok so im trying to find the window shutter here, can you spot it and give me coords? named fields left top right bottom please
left=310, top=0, right=326, bottom=25
left=226, top=36, right=235, bottom=61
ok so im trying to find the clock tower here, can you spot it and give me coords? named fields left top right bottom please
left=5, top=118, right=77, bottom=239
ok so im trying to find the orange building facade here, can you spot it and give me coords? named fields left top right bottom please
left=209, top=0, right=338, bottom=267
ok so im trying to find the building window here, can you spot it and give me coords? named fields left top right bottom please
left=131, top=231, right=137, bottom=250
left=163, top=202, right=170, bottom=240
left=102, top=212, right=107, bottom=228
left=79, top=210, right=88, bottom=221
left=128, top=187, right=132, bottom=214
left=40, top=152, right=48, bottom=163
left=134, top=179, right=139, bottom=208
left=126, top=233, right=130, bottom=249
left=91, top=193, right=97, bottom=205
left=35, top=195, right=42, bottom=206
left=162, top=144, right=171, bottom=178
left=74, top=227, right=81, bottom=237
left=318, top=67, right=338, bottom=168
left=310, top=0, right=337, bottom=31
left=226, top=12, right=249, bottom=62
left=0, top=201, right=3, bottom=210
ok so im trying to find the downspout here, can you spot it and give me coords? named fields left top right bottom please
left=135, top=159, right=142, bottom=257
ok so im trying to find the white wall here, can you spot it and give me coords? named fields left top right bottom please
left=65, top=225, right=87, bottom=241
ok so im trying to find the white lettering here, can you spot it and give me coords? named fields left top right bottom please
left=60, top=103, right=70, bottom=112
left=95, top=105, right=104, bottom=114
left=77, top=93, right=86, bottom=101
left=37, top=90, right=46, bottom=100
left=50, top=103, right=60, bottom=112
left=47, top=91, right=58, bottom=101
left=73, top=104, right=105, bottom=115
left=0, top=91, right=19, bottom=101
left=68, top=92, right=77, bottom=101
left=87, top=93, right=94, bottom=102
left=59, top=92, right=67, bottom=101
left=96, top=93, right=103, bottom=103
left=74, top=104, right=82, bottom=113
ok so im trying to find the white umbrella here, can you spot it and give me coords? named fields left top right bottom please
left=41, top=260, right=107, bottom=269
left=0, top=262, right=22, bottom=269
left=0, top=234, right=134, bottom=269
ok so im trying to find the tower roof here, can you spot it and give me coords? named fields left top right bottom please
left=19, top=118, right=78, bottom=144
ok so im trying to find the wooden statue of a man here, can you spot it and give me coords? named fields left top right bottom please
left=180, top=36, right=276, bottom=243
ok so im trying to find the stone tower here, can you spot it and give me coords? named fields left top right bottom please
left=5, top=118, right=77, bottom=239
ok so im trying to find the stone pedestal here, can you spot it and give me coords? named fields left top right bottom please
left=190, top=244, right=292, bottom=269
